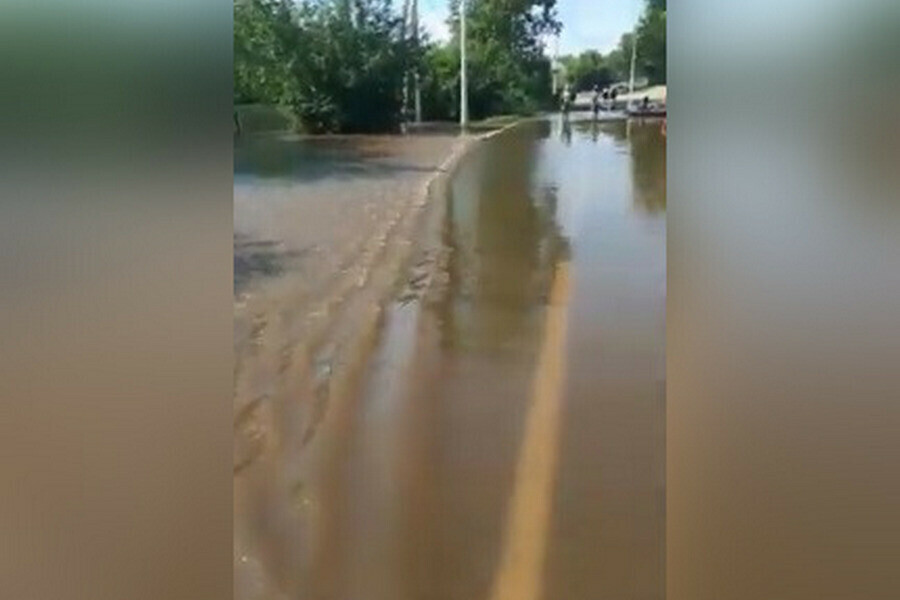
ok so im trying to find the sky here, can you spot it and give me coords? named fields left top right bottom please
left=418, top=0, right=645, bottom=56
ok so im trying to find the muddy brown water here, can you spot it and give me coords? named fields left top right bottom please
left=234, top=117, right=666, bottom=600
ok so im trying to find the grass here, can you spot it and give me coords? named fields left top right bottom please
left=233, top=105, right=535, bottom=136
left=463, top=114, right=533, bottom=132
left=234, top=104, right=298, bottom=134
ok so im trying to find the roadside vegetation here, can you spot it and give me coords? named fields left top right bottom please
left=235, top=0, right=410, bottom=132
left=234, top=0, right=664, bottom=133
left=421, top=0, right=560, bottom=122
left=559, top=0, right=665, bottom=92
left=235, top=0, right=559, bottom=132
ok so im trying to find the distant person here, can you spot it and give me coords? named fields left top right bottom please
left=591, top=86, right=601, bottom=120
left=610, top=87, right=619, bottom=108
left=642, top=96, right=650, bottom=111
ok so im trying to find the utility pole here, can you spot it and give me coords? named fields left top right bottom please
left=551, top=35, right=560, bottom=96
left=627, top=29, right=638, bottom=138
left=412, top=0, right=422, bottom=123
left=629, top=30, right=637, bottom=97
left=460, top=0, right=469, bottom=128
left=401, top=0, right=411, bottom=129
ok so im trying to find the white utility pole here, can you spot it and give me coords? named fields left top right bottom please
left=401, top=0, right=411, bottom=128
left=551, top=35, right=560, bottom=96
left=460, top=0, right=469, bottom=128
left=627, top=29, right=638, bottom=138
left=628, top=30, right=637, bottom=97
left=411, top=0, right=422, bottom=122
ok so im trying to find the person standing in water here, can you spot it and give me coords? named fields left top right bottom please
left=561, top=82, right=571, bottom=118
left=591, top=86, right=601, bottom=120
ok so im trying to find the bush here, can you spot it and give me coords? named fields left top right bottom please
left=235, top=0, right=408, bottom=133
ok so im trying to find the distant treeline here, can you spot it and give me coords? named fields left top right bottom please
left=234, top=0, right=560, bottom=133
left=559, top=0, right=666, bottom=92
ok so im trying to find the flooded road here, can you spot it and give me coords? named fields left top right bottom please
left=232, top=132, right=469, bottom=599
left=300, top=117, right=667, bottom=600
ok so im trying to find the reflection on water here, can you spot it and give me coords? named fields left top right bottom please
left=627, top=120, right=667, bottom=213
left=565, top=118, right=667, bottom=214
left=380, top=117, right=665, bottom=598
left=441, top=122, right=569, bottom=352
left=441, top=117, right=666, bottom=354
left=561, top=118, right=573, bottom=146
left=436, top=117, right=665, bottom=600
left=291, top=117, right=666, bottom=600
left=234, top=133, right=443, bottom=184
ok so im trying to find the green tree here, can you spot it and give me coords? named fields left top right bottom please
left=288, top=0, right=409, bottom=132
left=423, top=0, right=560, bottom=120
left=234, top=0, right=298, bottom=104
left=605, top=33, right=634, bottom=83
left=604, top=0, right=666, bottom=88
left=636, top=0, right=666, bottom=84
left=420, top=43, right=460, bottom=120
left=234, top=0, right=411, bottom=133
left=560, top=50, right=614, bottom=91
left=235, top=0, right=637, bottom=130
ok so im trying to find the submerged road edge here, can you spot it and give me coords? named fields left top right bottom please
left=487, top=261, right=571, bottom=600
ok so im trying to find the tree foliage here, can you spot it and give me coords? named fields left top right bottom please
left=234, top=0, right=660, bottom=131
left=559, top=50, right=614, bottom=92
left=420, top=43, right=460, bottom=121
left=636, top=0, right=666, bottom=84
left=434, top=0, right=560, bottom=119
left=562, top=0, right=665, bottom=91
left=605, top=33, right=634, bottom=83
left=234, top=0, right=298, bottom=106
left=234, top=0, right=410, bottom=133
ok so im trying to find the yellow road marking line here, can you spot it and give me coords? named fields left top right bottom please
left=488, top=261, right=571, bottom=600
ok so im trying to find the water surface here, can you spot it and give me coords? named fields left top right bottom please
left=310, top=117, right=667, bottom=600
